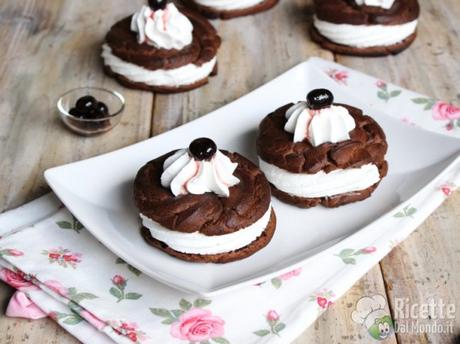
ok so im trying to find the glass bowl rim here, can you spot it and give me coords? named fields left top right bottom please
left=57, top=86, right=125, bottom=123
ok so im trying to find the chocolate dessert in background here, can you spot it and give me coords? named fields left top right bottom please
left=102, top=0, right=221, bottom=93
left=311, top=0, right=420, bottom=56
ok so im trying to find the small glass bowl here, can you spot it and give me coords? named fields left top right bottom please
left=57, top=87, right=125, bottom=136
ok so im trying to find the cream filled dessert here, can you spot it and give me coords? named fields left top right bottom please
left=183, top=0, right=279, bottom=20
left=103, top=0, right=221, bottom=93
left=134, top=138, right=276, bottom=263
left=312, top=0, right=420, bottom=56
left=257, top=89, right=388, bottom=208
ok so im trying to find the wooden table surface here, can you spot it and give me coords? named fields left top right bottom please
left=0, top=0, right=459, bottom=343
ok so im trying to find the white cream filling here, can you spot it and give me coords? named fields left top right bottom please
left=141, top=206, right=272, bottom=255
left=313, top=17, right=418, bottom=48
left=102, top=44, right=216, bottom=87
left=259, top=159, right=380, bottom=198
left=194, top=0, right=264, bottom=11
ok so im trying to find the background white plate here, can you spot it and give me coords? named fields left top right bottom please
left=45, top=60, right=460, bottom=296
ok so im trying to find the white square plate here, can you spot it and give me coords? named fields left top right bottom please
left=45, top=59, right=460, bottom=296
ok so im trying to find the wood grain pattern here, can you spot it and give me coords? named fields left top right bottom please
left=0, top=0, right=459, bottom=343
left=0, top=0, right=152, bottom=211
left=294, top=265, right=398, bottom=344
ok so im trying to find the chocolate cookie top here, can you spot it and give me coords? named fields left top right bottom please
left=105, top=7, right=221, bottom=70
left=257, top=103, right=388, bottom=174
left=314, top=0, right=419, bottom=25
left=134, top=151, right=271, bottom=236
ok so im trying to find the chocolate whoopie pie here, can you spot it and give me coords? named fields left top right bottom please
left=134, top=138, right=276, bottom=263
left=311, top=0, right=420, bottom=56
left=183, top=0, right=279, bottom=20
left=102, top=0, right=221, bottom=93
left=257, top=89, right=388, bottom=208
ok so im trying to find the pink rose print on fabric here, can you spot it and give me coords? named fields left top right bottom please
left=44, top=280, right=69, bottom=297
left=267, top=310, right=279, bottom=321
left=316, top=297, right=333, bottom=309
left=361, top=247, right=376, bottom=253
left=0, top=268, right=38, bottom=291
left=309, top=289, right=335, bottom=311
left=151, top=298, right=230, bottom=343
left=0, top=248, right=24, bottom=257
left=109, top=274, right=142, bottom=303
left=326, top=69, right=349, bottom=85
left=6, top=291, right=47, bottom=320
left=412, top=97, right=460, bottom=131
left=335, top=247, right=377, bottom=265
left=42, top=247, right=82, bottom=268
left=108, top=320, right=148, bottom=343
left=113, top=274, right=126, bottom=285
left=271, top=268, right=302, bottom=288
left=441, top=183, right=455, bottom=197
left=254, top=309, right=286, bottom=337
left=433, top=101, right=460, bottom=131
left=432, top=101, right=460, bottom=121
left=376, top=80, right=402, bottom=102
left=170, top=308, right=225, bottom=342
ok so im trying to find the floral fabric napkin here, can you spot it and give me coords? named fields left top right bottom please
left=310, top=57, right=460, bottom=138
left=1, top=59, right=459, bottom=344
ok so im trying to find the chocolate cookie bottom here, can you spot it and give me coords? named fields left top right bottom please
left=141, top=209, right=276, bottom=263
left=311, top=26, right=417, bottom=57
left=184, top=0, right=279, bottom=19
left=104, top=64, right=218, bottom=94
left=270, top=161, right=388, bottom=208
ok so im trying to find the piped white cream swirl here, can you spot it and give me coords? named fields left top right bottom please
left=161, top=149, right=240, bottom=197
left=284, top=102, right=356, bottom=146
left=130, top=3, right=193, bottom=50
left=354, top=0, right=395, bottom=9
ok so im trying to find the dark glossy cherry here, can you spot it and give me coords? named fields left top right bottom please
left=148, top=0, right=168, bottom=11
left=95, top=101, right=109, bottom=116
left=85, top=108, right=102, bottom=119
left=69, top=107, right=82, bottom=118
left=189, top=138, right=217, bottom=161
left=76, top=95, right=96, bottom=112
left=306, top=89, right=334, bottom=110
